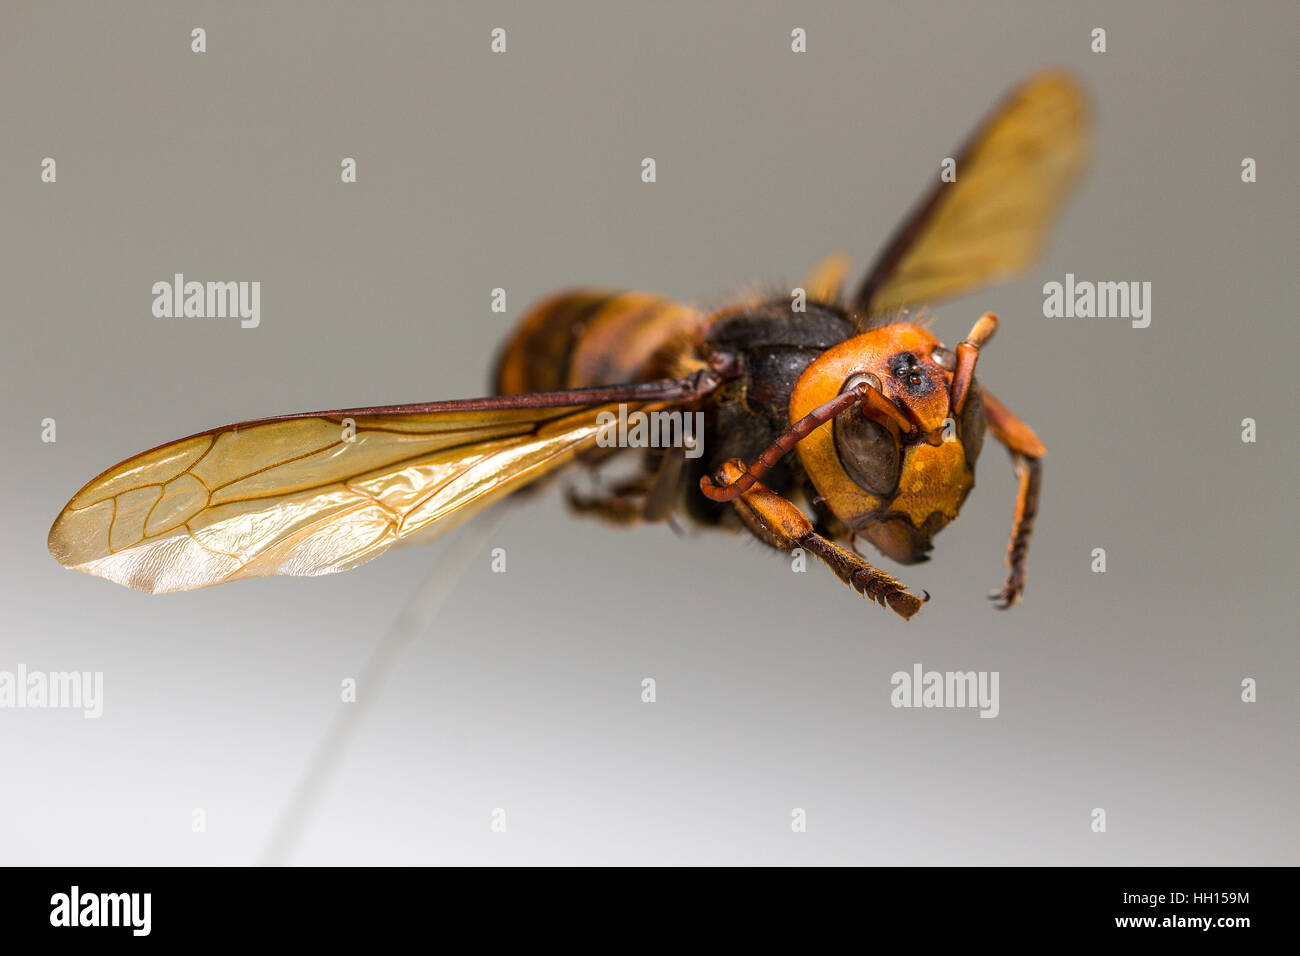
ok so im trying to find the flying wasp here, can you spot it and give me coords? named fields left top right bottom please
left=48, top=72, right=1090, bottom=619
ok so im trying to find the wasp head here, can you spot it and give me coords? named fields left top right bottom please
left=789, top=322, right=987, bottom=563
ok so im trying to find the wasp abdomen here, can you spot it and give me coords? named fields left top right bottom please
left=494, top=289, right=703, bottom=395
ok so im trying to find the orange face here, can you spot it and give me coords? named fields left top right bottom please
left=789, top=323, right=986, bottom=563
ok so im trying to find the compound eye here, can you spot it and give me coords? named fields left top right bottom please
left=931, top=346, right=956, bottom=371
left=834, top=373, right=900, bottom=497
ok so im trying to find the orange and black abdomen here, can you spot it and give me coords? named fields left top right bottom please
left=493, top=289, right=704, bottom=395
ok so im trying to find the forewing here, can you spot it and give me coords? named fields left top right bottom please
left=49, top=398, right=646, bottom=593
left=852, top=71, right=1091, bottom=321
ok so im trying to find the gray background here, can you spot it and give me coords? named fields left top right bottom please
left=2, top=1, right=1295, bottom=865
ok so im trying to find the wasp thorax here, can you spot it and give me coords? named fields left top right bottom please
left=835, top=373, right=901, bottom=497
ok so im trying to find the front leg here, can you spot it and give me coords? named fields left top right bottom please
left=982, top=391, right=1046, bottom=609
left=710, top=459, right=928, bottom=620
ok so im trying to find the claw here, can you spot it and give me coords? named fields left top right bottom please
left=987, top=585, right=1021, bottom=610
left=849, top=568, right=925, bottom=620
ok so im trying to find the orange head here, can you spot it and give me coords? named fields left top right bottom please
left=790, top=322, right=986, bottom=563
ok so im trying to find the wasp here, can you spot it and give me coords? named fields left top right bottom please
left=48, top=72, right=1089, bottom=618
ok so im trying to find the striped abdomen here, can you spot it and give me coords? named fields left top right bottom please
left=494, top=290, right=705, bottom=395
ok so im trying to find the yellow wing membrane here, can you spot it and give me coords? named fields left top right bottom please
left=852, top=71, right=1091, bottom=319
left=48, top=400, right=644, bottom=594
left=803, top=253, right=852, bottom=304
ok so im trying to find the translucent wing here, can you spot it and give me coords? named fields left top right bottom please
left=851, top=71, right=1091, bottom=321
left=803, top=253, right=852, bottom=304
left=48, top=385, right=700, bottom=594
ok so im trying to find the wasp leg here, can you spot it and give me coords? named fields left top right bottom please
left=711, top=459, right=928, bottom=620
left=567, top=474, right=655, bottom=526
left=641, top=448, right=687, bottom=523
left=981, top=390, right=1046, bottom=610
left=567, top=448, right=688, bottom=527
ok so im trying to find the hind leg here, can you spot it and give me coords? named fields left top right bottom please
left=566, top=449, right=687, bottom=527
left=567, top=475, right=655, bottom=526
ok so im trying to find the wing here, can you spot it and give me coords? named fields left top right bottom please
left=48, top=381, right=712, bottom=594
left=803, top=253, right=852, bottom=304
left=851, top=71, right=1091, bottom=321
